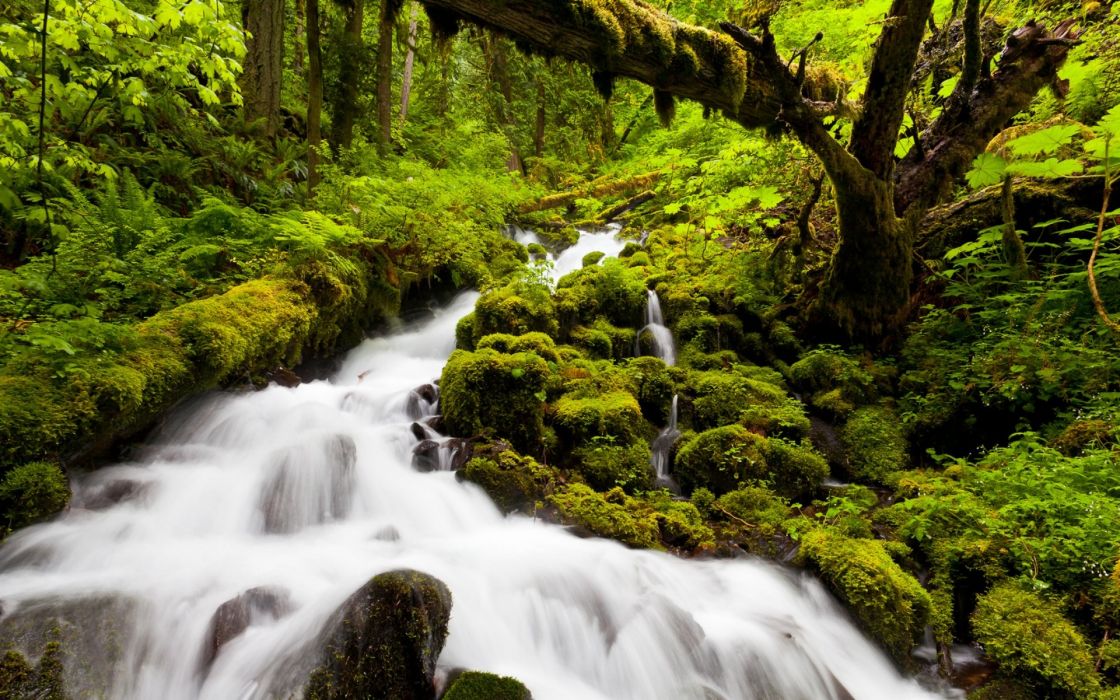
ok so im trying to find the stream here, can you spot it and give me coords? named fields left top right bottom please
left=0, top=228, right=949, bottom=700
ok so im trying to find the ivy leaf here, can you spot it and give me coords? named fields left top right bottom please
left=966, top=152, right=1007, bottom=188
left=1005, top=124, right=1081, bottom=157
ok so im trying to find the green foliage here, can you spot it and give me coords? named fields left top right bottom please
left=674, top=425, right=827, bottom=498
left=442, top=671, right=531, bottom=700
left=839, top=406, right=909, bottom=483
left=0, top=461, right=69, bottom=535
left=572, top=438, right=652, bottom=492
left=971, top=581, right=1099, bottom=698
left=798, top=528, right=932, bottom=664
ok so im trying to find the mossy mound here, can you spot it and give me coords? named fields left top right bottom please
left=797, top=528, right=932, bottom=664
left=471, top=285, right=558, bottom=342
left=624, top=356, right=674, bottom=425
left=674, top=425, right=827, bottom=498
left=552, top=391, right=645, bottom=447
left=789, top=348, right=878, bottom=418
left=460, top=443, right=558, bottom=514
left=440, top=349, right=550, bottom=453
left=555, top=258, right=645, bottom=330
left=570, top=319, right=636, bottom=362
left=971, top=582, right=1100, bottom=699
left=571, top=440, right=652, bottom=492
left=839, top=406, right=908, bottom=483
left=305, top=570, right=452, bottom=700
left=686, top=369, right=809, bottom=438
left=548, top=484, right=713, bottom=551
left=477, top=332, right=561, bottom=364
left=0, top=462, right=70, bottom=537
left=0, top=643, right=64, bottom=700
left=442, top=671, right=532, bottom=700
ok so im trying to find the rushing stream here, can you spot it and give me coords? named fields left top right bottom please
left=0, top=229, right=947, bottom=699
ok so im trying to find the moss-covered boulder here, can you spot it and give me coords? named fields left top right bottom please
left=476, top=332, right=560, bottom=364
left=549, top=484, right=660, bottom=549
left=571, top=440, right=652, bottom=492
left=554, top=259, right=645, bottom=329
left=797, top=529, right=931, bottom=665
left=472, top=286, right=558, bottom=342
left=789, top=348, right=877, bottom=418
left=687, top=369, right=809, bottom=438
left=674, top=426, right=826, bottom=498
left=460, top=443, right=558, bottom=514
left=305, top=570, right=452, bottom=700
left=552, top=391, right=645, bottom=447
left=0, top=643, right=64, bottom=700
left=442, top=671, right=532, bottom=700
left=440, top=349, right=550, bottom=453
left=0, top=462, right=70, bottom=537
left=839, top=406, right=908, bottom=482
left=624, top=356, right=674, bottom=425
left=971, top=582, right=1100, bottom=699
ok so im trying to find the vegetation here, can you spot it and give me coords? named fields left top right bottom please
left=2, top=0, right=1120, bottom=695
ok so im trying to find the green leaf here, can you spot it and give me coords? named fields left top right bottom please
left=1006, top=124, right=1081, bottom=157
left=663, top=202, right=683, bottom=215
left=1006, top=158, right=1084, bottom=179
left=966, top=152, right=1007, bottom=188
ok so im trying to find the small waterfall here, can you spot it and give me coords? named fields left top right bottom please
left=650, top=395, right=680, bottom=489
left=639, top=289, right=676, bottom=366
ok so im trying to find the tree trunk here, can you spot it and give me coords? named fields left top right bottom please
left=400, top=2, right=419, bottom=120
left=482, top=35, right=522, bottom=173
left=306, top=0, right=324, bottom=193
left=376, top=0, right=397, bottom=153
left=331, top=0, right=365, bottom=148
left=294, top=0, right=306, bottom=73
left=533, top=79, right=546, bottom=158
left=241, top=0, right=285, bottom=138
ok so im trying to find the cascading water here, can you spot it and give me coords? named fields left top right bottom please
left=0, top=230, right=950, bottom=700
left=639, top=288, right=681, bottom=486
left=639, top=289, right=676, bottom=367
left=650, top=395, right=680, bottom=487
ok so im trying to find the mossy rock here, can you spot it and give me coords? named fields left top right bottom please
left=572, top=440, right=652, bottom=492
left=624, top=356, right=674, bottom=425
left=971, top=581, right=1100, bottom=699
left=549, top=484, right=660, bottom=549
left=569, top=326, right=613, bottom=360
left=839, top=406, right=908, bottom=483
left=797, top=528, right=932, bottom=665
left=455, top=313, right=477, bottom=351
left=552, top=391, right=645, bottom=448
left=0, top=462, right=70, bottom=537
left=789, top=348, right=877, bottom=418
left=442, top=671, right=532, bottom=700
left=440, top=349, right=550, bottom=454
left=686, top=369, right=809, bottom=438
left=674, top=426, right=826, bottom=498
left=581, top=251, right=606, bottom=267
left=477, top=332, right=560, bottom=364
left=305, top=570, right=452, bottom=700
left=966, top=677, right=1038, bottom=700
left=554, top=259, right=645, bottom=329
left=472, top=286, right=558, bottom=342
left=460, top=444, right=557, bottom=514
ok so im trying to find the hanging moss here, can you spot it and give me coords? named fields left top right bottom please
left=423, top=4, right=463, bottom=46
left=653, top=89, right=675, bottom=128
left=591, top=71, right=616, bottom=101
left=798, top=528, right=932, bottom=665
left=971, top=582, right=1100, bottom=698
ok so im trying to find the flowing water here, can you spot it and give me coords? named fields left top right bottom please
left=0, top=230, right=949, bottom=700
left=639, top=289, right=676, bottom=367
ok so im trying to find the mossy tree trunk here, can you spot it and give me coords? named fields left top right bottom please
left=375, top=0, right=399, bottom=153
left=306, top=0, right=324, bottom=193
left=417, top=0, right=1077, bottom=342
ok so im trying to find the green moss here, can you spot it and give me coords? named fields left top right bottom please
left=798, top=528, right=932, bottom=664
left=839, top=406, right=908, bottom=483
left=626, top=251, right=651, bottom=267
left=442, top=671, right=532, bottom=700
left=0, top=649, right=34, bottom=699
left=971, top=582, right=1100, bottom=698
left=687, top=369, right=809, bottom=438
left=582, top=251, right=606, bottom=267
left=966, top=678, right=1038, bottom=700
left=643, top=489, right=715, bottom=550
left=789, top=347, right=877, bottom=418
left=549, top=484, right=660, bottom=549
left=572, top=439, right=652, bottom=492
left=472, top=285, right=558, bottom=342
left=477, top=332, right=561, bottom=364
left=555, top=259, right=645, bottom=329
left=570, top=326, right=613, bottom=360
left=456, top=313, right=477, bottom=351
left=440, top=349, right=550, bottom=453
left=674, top=426, right=826, bottom=498
left=624, top=356, right=674, bottom=424
left=713, top=487, right=792, bottom=532
left=0, top=462, right=70, bottom=536
left=552, top=391, right=645, bottom=447
left=461, top=444, right=557, bottom=514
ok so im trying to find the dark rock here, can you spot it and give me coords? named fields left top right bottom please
left=77, top=478, right=150, bottom=510
left=410, top=422, right=430, bottom=441
left=304, top=569, right=452, bottom=700
left=202, top=586, right=292, bottom=669
left=414, top=384, right=439, bottom=404
left=412, top=440, right=441, bottom=472
left=445, top=439, right=471, bottom=471
left=406, top=384, right=439, bottom=420
left=423, top=415, right=446, bottom=434
left=258, top=434, right=356, bottom=533
left=267, top=367, right=303, bottom=388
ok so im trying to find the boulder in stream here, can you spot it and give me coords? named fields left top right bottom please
left=304, top=569, right=451, bottom=700
left=412, top=440, right=441, bottom=472
left=202, top=586, right=292, bottom=669
left=441, top=670, right=532, bottom=700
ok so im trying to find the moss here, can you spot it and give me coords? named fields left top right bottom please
left=1050, top=418, right=1114, bottom=455
left=0, top=649, right=34, bottom=699
left=477, top=332, right=561, bottom=364
left=687, top=369, right=809, bottom=438
left=552, top=391, right=645, bottom=447
left=674, top=426, right=826, bottom=498
left=581, top=250, right=606, bottom=267
left=840, top=406, right=909, bottom=483
left=455, top=313, right=477, bottom=351
left=555, top=259, right=645, bottom=330
left=305, top=570, right=451, bottom=700
left=572, top=440, right=652, bottom=492
left=966, top=678, right=1038, bottom=700
left=643, top=489, right=715, bottom=550
left=789, top=347, right=877, bottom=418
left=442, top=671, right=532, bottom=700
left=971, top=582, right=1100, bottom=698
left=440, top=349, right=550, bottom=453
left=569, top=326, right=613, bottom=360
left=618, top=241, right=641, bottom=258
left=472, top=285, right=558, bottom=342
left=461, top=444, right=557, bottom=514
left=798, top=528, right=932, bottom=664
left=624, top=356, right=674, bottom=424
left=0, top=462, right=70, bottom=536
left=626, top=251, right=651, bottom=267
left=549, top=484, right=660, bottom=549
left=712, top=487, right=792, bottom=533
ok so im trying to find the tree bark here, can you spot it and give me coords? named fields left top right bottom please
left=400, top=2, right=419, bottom=120
left=241, top=0, right=285, bottom=138
left=306, top=0, right=324, bottom=193
left=376, top=0, right=398, bottom=152
left=331, top=0, right=365, bottom=148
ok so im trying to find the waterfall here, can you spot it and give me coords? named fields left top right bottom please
left=0, top=230, right=950, bottom=700
left=639, top=289, right=676, bottom=366
left=650, top=394, right=680, bottom=489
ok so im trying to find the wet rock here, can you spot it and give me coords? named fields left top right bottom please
left=303, top=569, right=452, bottom=700
left=410, top=422, right=430, bottom=441
left=423, top=415, right=446, bottom=434
left=445, top=439, right=471, bottom=471
left=202, top=586, right=292, bottom=669
left=77, top=478, right=150, bottom=510
left=267, top=367, right=303, bottom=388
left=406, top=384, right=439, bottom=420
left=258, top=434, right=356, bottom=534
left=412, top=440, right=441, bottom=472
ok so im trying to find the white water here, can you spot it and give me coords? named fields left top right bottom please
left=640, top=289, right=676, bottom=366
left=514, top=223, right=628, bottom=284
left=651, top=395, right=680, bottom=486
left=0, top=232, right=947, bottom=700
